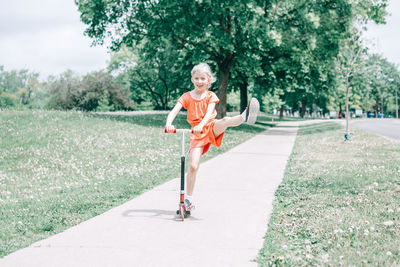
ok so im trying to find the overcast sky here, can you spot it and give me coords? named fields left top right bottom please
left=0, top=0, right=399, bottom=80
left=363, top=0, right=400, bottom=66
left=0, top=0, right=109, bottom=79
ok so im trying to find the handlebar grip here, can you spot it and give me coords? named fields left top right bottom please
left=164, top=128, right=202, bottom=134
left=164, top=128, right=177, bottom=133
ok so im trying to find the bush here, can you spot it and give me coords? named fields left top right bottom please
left=0, top=92, right=18, bottom=108
left=226, top=91, right=240, bottom=112
left=46, top=70, right=135, bottom=111
left=96, top=91, right=115, bottom=112
left=46, top=73, right=80, bottom=110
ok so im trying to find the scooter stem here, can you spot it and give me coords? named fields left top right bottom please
left=180, top=131, right=186, bottom=202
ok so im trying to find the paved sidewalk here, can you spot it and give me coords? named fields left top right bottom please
left=1, top=121, right=303, bottom=267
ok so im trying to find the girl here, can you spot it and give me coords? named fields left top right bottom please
left=165, top=63, right=259, bottom=211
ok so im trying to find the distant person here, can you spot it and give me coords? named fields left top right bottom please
left=165, top=63, right=259, bottom=211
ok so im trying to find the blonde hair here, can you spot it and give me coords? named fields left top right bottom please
left=191, top=63, right=217, bottom=88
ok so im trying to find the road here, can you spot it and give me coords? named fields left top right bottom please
left=351, top=119, right=400, bottom=141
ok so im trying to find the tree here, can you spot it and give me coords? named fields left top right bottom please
left=256, top=0, right=355, bottom=119
left=47, top=70, right=135, bottom=111
left=335, top=32, right=364, bottom=140
left=0, top=66, right=40, bottom=108
left=96, top=91, right=115, bottom=111
left=394, top=70, right=400, bottom=119
left=360, top=54, right=400, bottom=117
left=109, top=40, right=190, bottom=110
left=75, top=0, right=274, bottom=118
left=255, top=0, right=388, bottom=120
left=75, top=0, right=389, bottom=118
left=46, top=70, right=82, bottom=110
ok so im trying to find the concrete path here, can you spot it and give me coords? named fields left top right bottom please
left=1, top=121, right=303, bottom=267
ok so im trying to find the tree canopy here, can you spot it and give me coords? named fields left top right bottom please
left=75, top=0, right=389, bottom=118
left=1, top=1, right=396, bottom=120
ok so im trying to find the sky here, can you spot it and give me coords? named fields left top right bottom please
left=0, top=0, right=109, bottom=79
left=0, top=0, right=399, bottom=80
left=363, top=0, right=400, bottom=67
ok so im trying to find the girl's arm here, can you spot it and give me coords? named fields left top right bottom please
left=193, top=102, right=216, bottom=134
left=165, top=102, right=183, bottom=132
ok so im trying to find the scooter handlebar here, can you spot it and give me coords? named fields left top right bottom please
left=164, top=128, right=176, bottom=133
left=164, top=128, right=202, bottom=134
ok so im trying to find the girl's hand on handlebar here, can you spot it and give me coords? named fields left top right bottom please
left=192, top=125, right=203, bottom=134
left=165, top=125, right=175, bottom=133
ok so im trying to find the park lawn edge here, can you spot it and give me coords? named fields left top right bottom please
left=0, top=109, right=272, bottom=257
left=257, top=122, right=400, bottom=266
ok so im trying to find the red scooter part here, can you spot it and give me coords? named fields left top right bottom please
left=165, top=128, right=192, bottom=221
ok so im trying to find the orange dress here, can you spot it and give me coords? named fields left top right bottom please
left=178, top=91, right=224, bottom=155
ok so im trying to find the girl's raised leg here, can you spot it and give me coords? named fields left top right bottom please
left=213, top=98, right=260, bottom=136
left=213, top=115, right=244, bottom=137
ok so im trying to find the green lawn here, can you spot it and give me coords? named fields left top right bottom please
left=0, top=110, right=270, bottom=258
left=258, top=122, right=400, bottom=266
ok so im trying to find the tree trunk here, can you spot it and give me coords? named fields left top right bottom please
left=300, top=99, right=307, bottom=118
left=279, top=104, right=284, bottom=120
left=396, top=87, right=398, bottom=119
left=216, top=57, right=234, bottom=118
left=239, top=79, right=248, bottom=113
left=345, top=79, right=350, bottom=137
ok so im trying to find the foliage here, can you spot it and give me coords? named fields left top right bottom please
left=262, top=90, right=285, bottom=113
left=74, top=0, right=391, bottom=117
left=47, top=70, right=135, bottom=111
left=128, top=39, right=189, bottom=110
left=108, top=42, right=190, bottom=110
left=0, top=92, right=18, bottom=108
left=348, top=53, right=400, bottom=117
left=0, top=1, right=394, bottom=116
left=0, top=66, right=41, bottom=108
left=362, top=54, right=399, bottom=116
left=253, top=0, right=354, bottom=118
left=252, top=0, right=389, bottom=118
left=46, top=70, right=81, bottom=110
left=96, top=91, right=115, bottom=112
left=75, top=0, right=280, bottom=117
left=226, top=90, right=241, bottom=112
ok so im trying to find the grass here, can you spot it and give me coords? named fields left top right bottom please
left=258, top=122, right=400, bottom=266
left=0, top=109, right=270, bottom=258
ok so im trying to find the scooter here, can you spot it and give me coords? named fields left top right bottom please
left=164, top=128, right=192, bottom=221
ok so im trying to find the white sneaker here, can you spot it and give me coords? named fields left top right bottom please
left=184, top=199, right=195, bottom=211
left=245, top=98, right=259, bottom=124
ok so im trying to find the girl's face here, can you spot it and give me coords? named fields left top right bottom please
left=191, top=72, right=210, bottom=91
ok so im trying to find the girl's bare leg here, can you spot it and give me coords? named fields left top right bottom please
left=213, top=115, right=244, bottom=137
left=186, top=147, right=203, bottom=196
